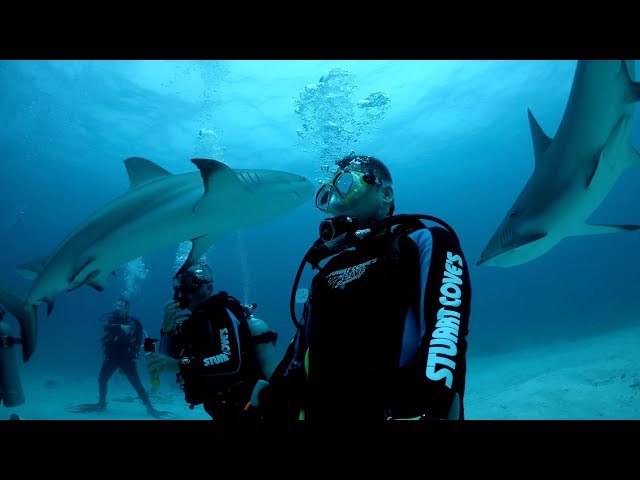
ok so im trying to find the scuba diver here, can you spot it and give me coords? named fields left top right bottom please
left=66, top=298, right=174, bottom=419
left=257, top=152, right=472, bottom=427
left=0, top=304, right=25, bottom=409
left=145, top=262, right=279, bottom=426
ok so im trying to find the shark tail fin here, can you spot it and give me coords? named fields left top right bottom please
left=620, top=61, right=640, bottom=103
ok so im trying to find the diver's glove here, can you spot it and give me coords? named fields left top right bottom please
left=162, top=300, right=190, bottom=334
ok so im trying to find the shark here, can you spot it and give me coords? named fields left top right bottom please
left=14, top=157, right=315, bottom=362
left=477, top=60, right=640, bottom=268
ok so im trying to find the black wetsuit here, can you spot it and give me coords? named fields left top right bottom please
left=265, top=220, right=472, bottom=425
left=160, top=292, right=277, bottom=425
left=98, top=313, right=151, bottom=409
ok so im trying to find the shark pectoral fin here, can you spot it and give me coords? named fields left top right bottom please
left=620, top=61, right=640, bottom=103
left=527, top=108, right=553, bottom=166
left=517, top=231, right=548, bottom=247
left=66, top=256, right=97, bottom=293
left=176, top=234, right=219, bottom=276
left=87, top=271, right=113, bottom=292
left=124, top=157, right=173, bottom=189
left=576, top=223, right=640, bottom=236
left=191, top=158, right=244, bottom=214
left=44, top=297, right=55, bottom=315
left=586, top=116, right=634, bottom=190
left=16, top=255, right=50, bottom=280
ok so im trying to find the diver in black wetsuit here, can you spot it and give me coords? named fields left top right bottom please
left=145, top=263, right=279, bottom=425
left=259, top=152, right=472, bottom=427
left=67, top=299, right=174, bottom=419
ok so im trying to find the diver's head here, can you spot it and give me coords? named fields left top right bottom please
left=173, top=262, right=214, bottom=310
left=315, top=152, right=394, bottom=227
left=113, top=298, right=130, bottom=318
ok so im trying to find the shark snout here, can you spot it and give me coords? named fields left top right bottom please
left=476, top=253, right=495, bottom=267
left=295, top=176, right=316, bottom=201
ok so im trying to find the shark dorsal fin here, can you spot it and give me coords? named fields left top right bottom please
left=191, top=158, right=240, bottom=194
left=190, top=159, right=244, bottom=213
left=620, top=60, right=640, bottom=103
left=527, top=108, right=553, bottom=167
left=124, top=157, right=173, bottom=189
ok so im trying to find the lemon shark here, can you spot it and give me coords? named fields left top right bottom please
left=477, top=60, right=640, bottom=268
left=15, top=157, right=315, bottom=362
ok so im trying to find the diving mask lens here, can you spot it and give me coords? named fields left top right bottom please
left=334, top=171, right=356, bottom=197
left=315, top=185, right=332, bottom=212
left=315, top=170, right=362, bottom=212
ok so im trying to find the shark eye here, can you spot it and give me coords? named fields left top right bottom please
left=509, top=210, right=520, bottom=218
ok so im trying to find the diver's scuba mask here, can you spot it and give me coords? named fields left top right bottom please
left=315, top=168, right=381, bottom=213
left=173, top=271, right=212, bottom=309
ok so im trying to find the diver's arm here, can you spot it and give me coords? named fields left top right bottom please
left=161, top=300, right=188, bottom=335
left=102, top=314, right=117, bottom=334
left=132, top=318, right=143, bottom=344
left=158, top=301, right=189, bottom=357
left=409, top=226, right=471, bottom=419
left=247, top=317, right=279, bottom=381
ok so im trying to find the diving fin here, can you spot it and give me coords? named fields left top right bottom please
left=147, top=407, right=176, bottom=419
left=65, top=402, right=106, bottom=413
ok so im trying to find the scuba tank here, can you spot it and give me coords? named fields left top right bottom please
left=0, top=314, right=25, bottom=407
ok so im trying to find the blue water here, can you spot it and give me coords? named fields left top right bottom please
left=1, top=60, right=639, bottom=418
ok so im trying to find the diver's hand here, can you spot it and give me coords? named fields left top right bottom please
left=120, top=324, right=132, bottom=335
left=162, top=300, right=189, bottom=334
left=145, top=352, right=180, bottom=375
